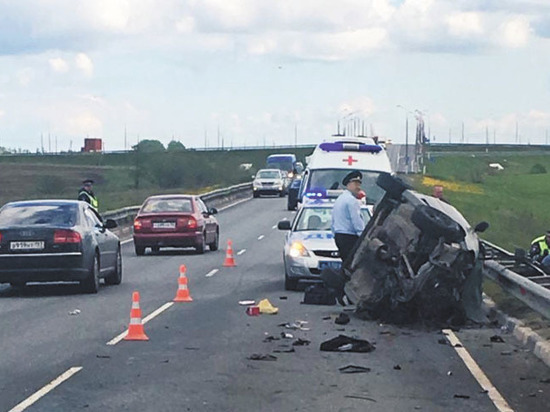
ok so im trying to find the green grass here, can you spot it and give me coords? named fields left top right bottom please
left=413, top=151, right=550, bottom=251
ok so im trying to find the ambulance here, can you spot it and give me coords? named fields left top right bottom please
left=298, top=136, right=392, bottom=208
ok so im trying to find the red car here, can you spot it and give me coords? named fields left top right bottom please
left=133, top=195, right=219, bottom=255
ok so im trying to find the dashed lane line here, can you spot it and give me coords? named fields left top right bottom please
left=106, top=302, right=174, bottom=346
left=9, top=367, right=83, bottom=412
left=272, top=225, right=277, bottom=229
left=443, top=329, right=513, bottom=412
left=237, top=249, right=246, bottom=256
left=257, top=235, right=265, bottom=240
left=205, top=269, right=219, bottom=278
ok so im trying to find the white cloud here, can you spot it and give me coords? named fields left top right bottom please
left=75, top=53, right=94, bottom=77
left=498, top=16, right=531, bottom=48
left=16, top=68, right=34, bottom=86
left=65, top=111, right=103, bottom=135
left=49, top=57, right=69, bottom=73
left=0, top=109, right=5, bottom=118
left=447, top=12, right=483, bottom=37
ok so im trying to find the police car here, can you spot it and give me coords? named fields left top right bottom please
left=299, top=136, right=392, bottom=210
left=277, top=200, right=371, bottom=290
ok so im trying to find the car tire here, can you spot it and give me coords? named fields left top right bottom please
left=196, top=233, right=206, bottom=254
left=151, top=246, right=160, bottom=254
left=279, top=190, right=285, bottom=197
left=209, top=230, right=219, bottom=251
left=411, top=204, right=464, bottom=242
left=135, top=244, right=145, bottom=256
left=104, top=246, right=122, bottom=285
left=284, top=271, right=298, bottom=291
left=81, top=253, right=100, bottom=294
left=253, top=192, right=259, bottom=198
left=376, top=173, right=410, bottom=199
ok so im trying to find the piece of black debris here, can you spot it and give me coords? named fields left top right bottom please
left=380, top=330, right=393, bottom=335
left=454, top=343, right=463, bottom=348
left=539, top=378, right=550, bottom=384
left=490, top=335, right=505, bottom=343
left=454, top=394, right=470, bottom=399
left=320, top=335, right=375, bottom=353
left=528, top=392, right=537, bottom=398
left=96, top=355, right=111, bottom=359
left=335, top=313, right=350, bottom=325
left=279, top=296, right=288, bottom=300
left=248, top=354, right=278, bottom=361
left=161, top=359, right=169, bottom=363
left=184, top=347, right=200, bottom=350
left=482, top=344, right=492, bottom=347
left=344, top=395, right=376, bottom=402
left=437, top=339, right=447, bottom=345
left=393, top=364, right=402, bottom=370
left=292, top=338, right=311, bottom=346
left=322, top=316, right=331, bottom=320
left=263, top=335, right=280, bottom=342
left=500, top=351, right=512, bottom=356
left=339, top=365, right=371, bottom=374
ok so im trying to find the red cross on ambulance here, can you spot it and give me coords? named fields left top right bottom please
left=343, top=155, right=358, bottom=166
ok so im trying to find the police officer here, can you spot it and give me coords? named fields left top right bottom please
left=331, top=170, right=365, bottom=262
left=530, top=230, right=550, bottom=271
left=78, top=179, right=99, bottom=210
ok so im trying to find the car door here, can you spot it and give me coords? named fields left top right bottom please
left=84, top=207, right=116, bottom=273
left=197, top=199, right=214, bottom=243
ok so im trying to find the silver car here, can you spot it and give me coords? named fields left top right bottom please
left=253, top=169, right=286, bottom=198
left=278, top=201, right=370, bottom=290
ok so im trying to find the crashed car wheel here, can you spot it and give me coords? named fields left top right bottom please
left=411, top=204, right=464, bottom=243
left=376, top=173, right=410, bottom=199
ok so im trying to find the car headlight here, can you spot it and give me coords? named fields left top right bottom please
left=289, top=241, right=310, bottom=258
left=253, top=181, right=262, bottom=187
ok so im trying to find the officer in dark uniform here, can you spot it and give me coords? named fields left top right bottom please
left=78, top=179, right=99, bottom=210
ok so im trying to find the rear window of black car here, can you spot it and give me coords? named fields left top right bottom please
left=0, top=204, right=78, bottom=227
left=141, top=198, right=193, bottom=213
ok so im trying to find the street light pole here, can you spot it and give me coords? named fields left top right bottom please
left=396, top=105, right=410, bottom=173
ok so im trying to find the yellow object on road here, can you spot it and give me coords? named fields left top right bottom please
left=258, top=299, right=278, bottom=315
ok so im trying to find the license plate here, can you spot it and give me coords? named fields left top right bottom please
left=10, top=241, right=45, bottom=250
left=319, top=261, right=342, bottom=270
left=153, top=222, right=176, bottom=229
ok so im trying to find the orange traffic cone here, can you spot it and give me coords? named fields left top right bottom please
left=173, top=264, right=193, bottom=302
left=223, top=239, right=237, bottom=267
left=124, top=291, right=149, bottom=341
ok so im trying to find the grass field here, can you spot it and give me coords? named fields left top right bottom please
left=409, top=149, right=550, bottom=251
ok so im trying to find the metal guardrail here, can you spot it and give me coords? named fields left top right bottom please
left=103, top=182, right=253, bottom=226
left=481, top=239, right=550, bottom=320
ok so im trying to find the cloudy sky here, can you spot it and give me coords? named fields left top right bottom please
left=0, top=0, right=549, bottom=152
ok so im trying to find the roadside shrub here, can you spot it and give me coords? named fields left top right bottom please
left=529, top=163, right=547, bottom=174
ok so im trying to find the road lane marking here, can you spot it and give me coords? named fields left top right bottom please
left=443, top=329, right=513, bottom=412
left=9, top=367, right=83, bottom=412
left=237, top=249, right=246, bottom=256
left=121, top=238, right=133, bottom=245
left=272, top=225, right=277, bottom=229
left=257, top=235, right=265, bottom=240
left=205, top=269, right=219, bottom=277
left=218, top=197, right=252, bottom=211
left=107, top=302, right=174, bottom=345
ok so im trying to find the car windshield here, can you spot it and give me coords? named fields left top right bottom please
left=142, top=198, right=193, bottom=213
left=294, top=206, right=370, bottom=231
left=0, top=204, right=77, bottom=227
left=267, top=159, right=293, bottom=172
left=308, top=169, right=386, bottom=204
left=257, top=171, right=281, bottom=179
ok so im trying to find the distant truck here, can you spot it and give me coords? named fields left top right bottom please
left=266, top=154, right=302, bottom=179
left=82, top=138, right=102, bottom=152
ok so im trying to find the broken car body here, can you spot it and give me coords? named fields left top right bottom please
left=324, top=173, right=488, bottom=325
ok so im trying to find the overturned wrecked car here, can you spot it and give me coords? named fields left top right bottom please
left=323, top=173, right=489, bottom=326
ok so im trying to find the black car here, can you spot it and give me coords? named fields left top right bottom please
left=287, top=178, right=302, bottom=210
left=0, top=200, right=122, bottom=293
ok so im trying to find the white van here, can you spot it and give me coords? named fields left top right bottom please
left=299, top=136, right=392, bottom=206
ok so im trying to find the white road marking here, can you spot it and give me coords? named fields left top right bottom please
left=107, top=302, right=174, bottom=346
left=237, top=249, right=246, bottom=255
left=218, top=197, right=252, bottom=211
left=121, top=238, right=133, bottom=245
left=443, top=329, right=513, bottom=412
left=9, top=367, right=83, bottom=412
left=272, top=225, right=277, bottom=229
left=205, top=269, right=219, bottom=277
left=257, top=235, right=265, bottom=240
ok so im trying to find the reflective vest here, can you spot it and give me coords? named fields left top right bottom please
left=531, top=235, right=549, bottom=255
left=79, top=190, right=99, bottom=210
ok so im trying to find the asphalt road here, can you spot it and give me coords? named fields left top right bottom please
left=1, top=197, right=549, bottom=411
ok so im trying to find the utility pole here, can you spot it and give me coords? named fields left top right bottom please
left=485, top=126, right=489, bottom=145
left=449, top=128, right=451, bottom=144
left=515, top=121, right=519, bottom=143
left=124, top=125, right=127, bottom=151
left=461, top=122, right=464, bottom=143
left=493, top=129, right=496, bottom=144
left=294, top=123, right=298, bottom=147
